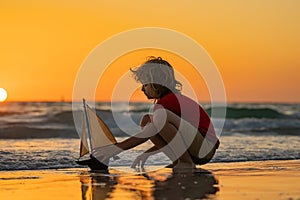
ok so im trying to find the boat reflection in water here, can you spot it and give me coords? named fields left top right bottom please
left=80, top=168, right=219, bottom=200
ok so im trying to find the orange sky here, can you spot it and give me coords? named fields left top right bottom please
left=0, top=0, right=299, bottom=102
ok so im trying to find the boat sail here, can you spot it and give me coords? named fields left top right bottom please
left=76, top=99, right=117, bottom=170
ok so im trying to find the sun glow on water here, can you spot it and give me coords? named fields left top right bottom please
left=0, top=88, right=8, bottom=102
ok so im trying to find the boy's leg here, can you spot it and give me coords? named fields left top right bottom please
left=149, top=109, right=195, bottom=165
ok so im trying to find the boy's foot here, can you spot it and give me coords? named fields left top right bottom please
left=173, top=161, right=196, bottom=173
left=166, top=161, right=178, bottom=168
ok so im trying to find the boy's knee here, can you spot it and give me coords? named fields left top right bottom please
left=152, top=108, right=168, bottom=132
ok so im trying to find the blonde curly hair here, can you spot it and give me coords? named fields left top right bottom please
left=131, top=57, right=182, bottom=98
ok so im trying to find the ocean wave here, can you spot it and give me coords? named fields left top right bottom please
left=0, top=103, right=299, bottom=139
left=0, top=126, right=78, bottom=139
left=0, top=111, right=21, bottom=117
left=207, top=107, right=290, bottom=119
left=0, top=109, right=130, bottom=139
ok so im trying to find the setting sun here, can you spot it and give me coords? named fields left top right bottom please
left=0, top=88, right=8, bottom=102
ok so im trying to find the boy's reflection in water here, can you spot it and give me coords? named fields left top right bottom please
left=153, top=169, right=219, bottom=199
left=80, top=168, right=219, bottom=200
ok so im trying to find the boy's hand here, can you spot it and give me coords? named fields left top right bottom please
left=131, top=153, right=149, bottom=170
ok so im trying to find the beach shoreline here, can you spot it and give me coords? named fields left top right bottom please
left=0, top=159, right=299, bottom=200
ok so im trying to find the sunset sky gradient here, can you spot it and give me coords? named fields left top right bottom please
left=0, top=0, right=299, bottom=102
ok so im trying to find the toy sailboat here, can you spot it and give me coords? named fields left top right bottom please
left=75, top=99, right=117, bottom=171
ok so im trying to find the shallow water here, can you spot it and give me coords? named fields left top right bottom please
left=0, top=134, right=299, bottom=171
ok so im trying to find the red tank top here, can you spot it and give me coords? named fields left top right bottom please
left=155, top=92, right=220, bottom=148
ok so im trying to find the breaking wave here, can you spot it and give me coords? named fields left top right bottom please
left=0, top=102, right=299, bottom=139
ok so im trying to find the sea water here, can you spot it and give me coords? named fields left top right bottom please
left=0, top=102, right=299, bottom=170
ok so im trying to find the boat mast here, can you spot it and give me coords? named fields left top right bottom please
left=83, top=98, right=93, bottom=154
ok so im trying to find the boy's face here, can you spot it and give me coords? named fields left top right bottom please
left=141, top=84, right=158, bottom=99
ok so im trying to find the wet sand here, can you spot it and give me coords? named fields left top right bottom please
left=0, top=160, right=299, bottom=200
